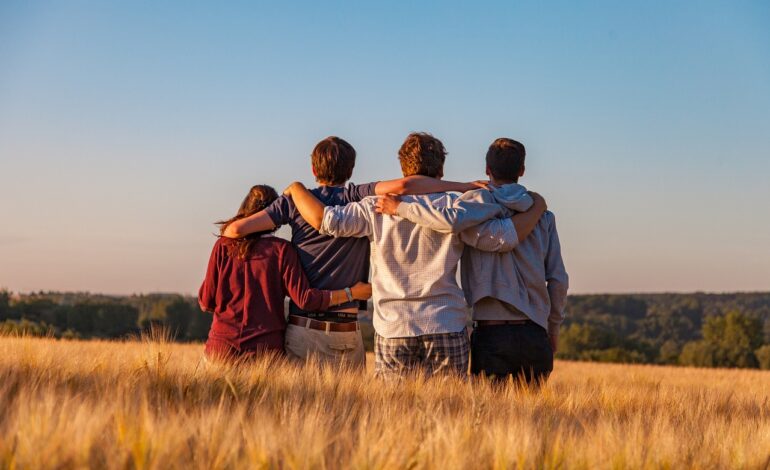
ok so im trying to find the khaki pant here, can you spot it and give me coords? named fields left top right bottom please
left=284, top=323, right=366, bottom=369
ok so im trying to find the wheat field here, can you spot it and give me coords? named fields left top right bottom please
left=1, top=334, right=769, bottom=470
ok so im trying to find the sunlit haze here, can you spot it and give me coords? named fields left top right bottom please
left=1, top=1, right=769, bottom=295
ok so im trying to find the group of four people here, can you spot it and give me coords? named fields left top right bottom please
left=198, top=132, right=568, bottom=384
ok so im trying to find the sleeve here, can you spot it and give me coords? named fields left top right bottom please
left=394, top=193, right=505, bottom=234
left=279, top=243, right=331, bottom=312
left=319, top=201, right=373, bottom=239
left=458, top=217, right=520, bottom=253
left=263, top=195, right=292, bottom=227
left=198, top=241, right=222, bottom=313
left=544, top=213, right=569, bottom=337
left=344, top=182, right=378, bottom=202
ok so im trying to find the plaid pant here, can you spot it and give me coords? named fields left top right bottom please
left=374, top=328, right=470, bottom=379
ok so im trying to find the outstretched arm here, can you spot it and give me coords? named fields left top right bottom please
left=374, top=176, right=485, bottom=195
left=376, top=192, right=547, bottom=251
left=222, top=211, right=276, bottom=238
left=459, top=193, right=546, bottom=252
left=375, top=195, right=506, bottom=234
left=283, top=182, right=326, bottom=231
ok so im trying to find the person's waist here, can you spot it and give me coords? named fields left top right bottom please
left=287, top=315, right=361, bottom=332
left=288, top=300, right=361, bottom=322
left=474, top=319, right=535, bottom=327
left=472, top=296, right=532, bottom=321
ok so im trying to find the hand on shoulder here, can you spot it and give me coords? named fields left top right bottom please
left=375, top=194, right=402, bottom=216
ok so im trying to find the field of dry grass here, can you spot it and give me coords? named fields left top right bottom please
left=1, top=334, right=769, bottom=469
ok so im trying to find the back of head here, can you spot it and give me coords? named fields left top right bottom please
left=217, top=184, right=279, bottom=258
left=311, top=136, right=356, bottom=185
left=398, top=132, right=446, bottom=178
left=486, top=138, right=526, bottom=183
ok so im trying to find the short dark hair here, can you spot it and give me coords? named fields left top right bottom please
left=486, top=138, right=526, bottom=182
left=398, top=132, right=446, bottom=178
left=312, top=136, right=356, bottom=185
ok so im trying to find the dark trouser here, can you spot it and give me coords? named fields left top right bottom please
left=470, top=322, right=553, bottom=385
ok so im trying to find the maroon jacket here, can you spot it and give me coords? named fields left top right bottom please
left=198, top=236, right=331, bottom=352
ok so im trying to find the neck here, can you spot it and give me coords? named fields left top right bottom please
left=318, top=181, right=345, bottom=187
left=491, top=177, right=517, bottom=186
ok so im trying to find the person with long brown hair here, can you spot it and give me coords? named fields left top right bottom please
left=198, top=184, right=372, bottom=361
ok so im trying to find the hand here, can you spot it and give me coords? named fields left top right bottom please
left=470, top=180, right=490, bottom=190
left=283, top=182, right=304, bottom=197
left=549, top=334, right=559, bottom=354
left=375, top=194, right=402, bottom=215
left=350, top=282, right=372, bottom=300
left=528, top=191, right=547, bottom=213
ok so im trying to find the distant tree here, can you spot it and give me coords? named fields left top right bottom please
left=679, top=341, right=719, bottom=367
left=0, top=319, right=51, bottom=336
left=703, top=311, right=762, bottom=368
left=0, top=290, right=11, bottom=321
left=187, top=307, right=213, bottom=341
left=559, top=324, right=616, bottom=359
left=165, top=299, right=194, bottom=340
left=680, top=311, right=762, bottom=368
left=585, top=347, right=647, bottom=364
left=755, top=345, right=770, bottom=370
left=764, top=319, right=770, bottom=344
left=658, top=340, right=681, bottom=364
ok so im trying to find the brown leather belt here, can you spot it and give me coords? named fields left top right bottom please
left=288, top=315, right=360, bottom=332
left=475, top=320, right=531, bottom=326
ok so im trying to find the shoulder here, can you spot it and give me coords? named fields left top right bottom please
left=213, top=236, right=231, bottom=250
left=266, top=195, right=290, bottom=209
left=259, top=236, right=295, bottom=259
left=336, top=196, right=377, bottom=210
left=458, top=188, right=493, bottom=203
left=264, top=195, right=292, bottom=221
left=542, top=210, right=558, bottom=228
left=262, top=235, right=291, bottom=248
left=344, top=181, right=377, bottom=201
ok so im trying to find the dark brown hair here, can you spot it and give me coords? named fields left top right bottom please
left=486, top=138, right=526, bottom=182
left=311, top=136, right=356, bottom=185
left=398, top=132, right=446, bottom=178
left=217, top=185, right=279, bottom=259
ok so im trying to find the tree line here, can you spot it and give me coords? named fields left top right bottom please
left=560, top=293, right=770, bottom=369
left=0, top=291, right=211, bottom=342
left=2, top=290, right=770, bottom=369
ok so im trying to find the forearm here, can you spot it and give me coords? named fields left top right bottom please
left=546, top=278, right=568, bottom=337
left=375, top=176, right=476, bottom=195
left=460, top=218, right=519, bottom=252
left=288, top=183, right=325, bottom=230
left=403, top=176, right=475, bottom=194
left=396, top=199, right=504, bottom=234
left=511, top=209, right=545, bottom=242
left=223, top=211, right=276, bottom=238
left=328, top=290, right=349, bottom=307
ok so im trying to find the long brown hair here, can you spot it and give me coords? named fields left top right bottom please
left=216, top=185, right=279, bottom=259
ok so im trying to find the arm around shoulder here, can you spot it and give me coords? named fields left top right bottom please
left=222, top=210, right=276, bottom=238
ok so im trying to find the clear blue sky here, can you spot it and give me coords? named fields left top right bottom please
left=1, top=1, right=769, bottom=295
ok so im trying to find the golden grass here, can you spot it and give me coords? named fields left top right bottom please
left=1, top=335, right=769, bottom=469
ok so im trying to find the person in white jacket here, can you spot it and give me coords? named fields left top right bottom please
left=376, top=138, right=568, bottom=385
